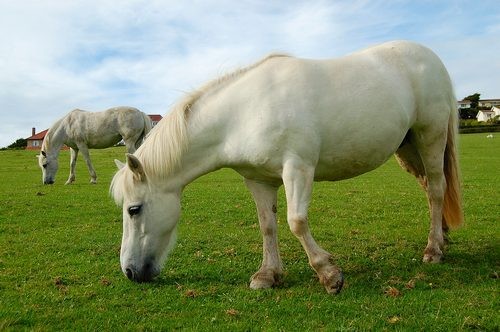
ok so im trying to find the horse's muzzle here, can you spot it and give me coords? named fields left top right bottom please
left=43, top=179, right=54, bottom=185
left=124, top=262, right=158, bottom=283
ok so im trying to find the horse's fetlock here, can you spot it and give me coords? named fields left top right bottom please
left=309, top=253, right=331, bottom=270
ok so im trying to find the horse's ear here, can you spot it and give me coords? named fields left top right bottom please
left=114, top=159, right=125, bottom=170
left=126, top=154, right=146, bottom=182
left=41, top=151, right=46, bottom=157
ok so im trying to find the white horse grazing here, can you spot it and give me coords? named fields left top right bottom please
left=39, top=106, right=152, bottom=185
left=111, top=41, right=463, bottom=294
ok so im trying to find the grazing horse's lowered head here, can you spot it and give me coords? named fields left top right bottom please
left=38, top=150, right=58, bottom=185
left=112, top=154, right=180, bottom=282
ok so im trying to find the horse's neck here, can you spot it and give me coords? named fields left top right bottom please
left=169, top=139, right=224, bottom=190
left=166, top=110, right=227, bottom=189
left=44, top=121, right=69, bottom=156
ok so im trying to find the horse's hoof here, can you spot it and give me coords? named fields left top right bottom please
left=249, top=278, right=272, bottom=290
left=423, top=247, right=443, bottom=263
left=319, top=267, right=344, bottom=294
left=249, top=270, right=282, bottom=289
left=423, top=254, right=442, bottom=263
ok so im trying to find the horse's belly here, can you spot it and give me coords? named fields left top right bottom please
left=313, top=131, right=403, bottom=181
left=314, top=154, right=390, bottom=181
left=86, top=134, right=121, bottom=148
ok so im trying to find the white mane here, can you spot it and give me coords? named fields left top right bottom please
left=41, top=117, right=65, bottom=153
left=132, top=53, right=290, bottom=180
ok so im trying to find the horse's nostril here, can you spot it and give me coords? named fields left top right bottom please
left=125, top=268, right=134, bottom=280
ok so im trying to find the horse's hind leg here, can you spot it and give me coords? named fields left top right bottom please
left=122, top=130, right=144, bottom=154
left=123, top=138, right=137, bottom=154
left=395, top=137, right=427, bottom=189
left=420, top=134, right=448, bottom=263
left=244, top=179, right=283, bottom=289
left=396, top=131, right=447, bottom=263
left=282, top=159, right=343, bottom=294
left=65, top=148, right=78, bottom=185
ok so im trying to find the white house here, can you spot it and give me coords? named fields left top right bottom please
left=478, top=99, right=500, bottom=108
left=457, top=100, right=472, bottom=109
left=476, top=106, right=500, bottom=122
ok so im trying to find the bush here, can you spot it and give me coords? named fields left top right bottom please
left=2, top=138, right=27, bottom=150
left=459, top=119, right=480, bottom=127
left=459, top=118, right=500, bottom=133
left=487, top=115, right=500, bottom=125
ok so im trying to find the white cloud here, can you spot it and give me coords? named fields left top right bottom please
left=0, top=0, right=499, bottom=147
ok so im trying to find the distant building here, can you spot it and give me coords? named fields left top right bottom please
left=477, top=106, right=500, bottom=122
left=478, top=99, right=500, bottom=108
left=26, top=128, right=47, bottom=150
left=149, top=114, right=162, bottom=126
left=457, top=100, right=472, bottom=110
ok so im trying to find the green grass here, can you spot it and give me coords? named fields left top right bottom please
left=0, top=133, right=498, bottom=331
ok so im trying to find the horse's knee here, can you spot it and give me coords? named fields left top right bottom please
left=260, top=222, right=277, bottom=237
left=288, top=215, right=308, bottom=237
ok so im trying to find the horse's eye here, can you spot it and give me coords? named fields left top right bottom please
left=42, top=164, right=47, bottom=169
left=128, top=205, right=142, bottom=216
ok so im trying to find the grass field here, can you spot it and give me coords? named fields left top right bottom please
left=0, top=133, right=498, bottom=331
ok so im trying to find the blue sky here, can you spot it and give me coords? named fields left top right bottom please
left=0, top=0, right=499, bottom=147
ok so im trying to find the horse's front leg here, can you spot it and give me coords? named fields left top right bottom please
left=282, top=159, right=344, bottom=294
left=77, top=144, right=97, bottom=184
left=244, top=179, right=283, bottom=289
left=65, top=148, right=78, bottom=185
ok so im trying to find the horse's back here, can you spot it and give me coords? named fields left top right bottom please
left=216, top=41, right=454, bottom=181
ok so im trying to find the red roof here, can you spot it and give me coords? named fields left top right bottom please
left=149, top=114, right=163, bottom=122
left=27, top=129, right=48, bottom=140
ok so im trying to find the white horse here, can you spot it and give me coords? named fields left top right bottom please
left=111, top=41, right=463, bottom=294
left=39, top=106, right=152, bottom=185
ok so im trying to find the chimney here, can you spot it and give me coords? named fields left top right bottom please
left=32, top=127, right=36, bottom=136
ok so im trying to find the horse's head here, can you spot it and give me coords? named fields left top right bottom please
left=38, top=150, right=58, bottom=184
left=111, top=154, right=180, bottom=282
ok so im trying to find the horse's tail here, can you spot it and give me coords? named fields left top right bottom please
left=442, top=96, right=464, bottom=230
left=136, top=112, right=153, bottom=149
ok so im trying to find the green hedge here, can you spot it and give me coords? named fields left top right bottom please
left=459, top=124, right=500, bottom=134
